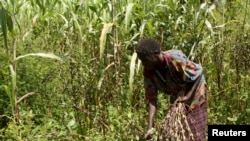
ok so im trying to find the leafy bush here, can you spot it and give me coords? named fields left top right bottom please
left=0, top=0, right=249, bottom=140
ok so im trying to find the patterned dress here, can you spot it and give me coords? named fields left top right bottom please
left=143, top=50, right=207, bottom=141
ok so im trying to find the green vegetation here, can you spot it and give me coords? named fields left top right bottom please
left=0, top=0, right=249, bottom=140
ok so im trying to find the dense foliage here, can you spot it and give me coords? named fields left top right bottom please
left=0, top=0, right=249, bottom=140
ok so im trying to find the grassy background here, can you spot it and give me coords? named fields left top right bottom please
left=0, top=0, right=250, bottom=140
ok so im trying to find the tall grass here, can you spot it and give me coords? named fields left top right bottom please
left=0, top=0, right=249, bottom=140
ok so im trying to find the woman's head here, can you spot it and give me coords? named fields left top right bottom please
left=136, top=38, right=160, bottom=59
left=136, top=38, right=161, bottom=70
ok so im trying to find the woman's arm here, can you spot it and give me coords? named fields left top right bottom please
left=148, top=98, right=157, bottom=129
left=144, top=98, right=157, bottom=139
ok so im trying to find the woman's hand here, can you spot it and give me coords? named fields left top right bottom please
left=143, top=128, right=155, bottom=140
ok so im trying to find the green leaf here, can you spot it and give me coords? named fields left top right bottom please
left=1, top=85, right=14, bottom=113
left=139, top=20, right=147, bottom=38
left=35, top=0, right=45, bottom=14
left=205, top=19, right=213, bottom=33
left=97, top=62, right=115, bottom=90
left=246, top=109, right=250, bottom=114
left=67, top=118, right=75, bottom=131
left=89, top=5, right=97, bottom=13
left=6, top=10, right=13, bottom=32
left=0, top=7, right=8, bottom=51
left=200, top=3, right=207, bottom=9
left=125, top=3, right=134, bottom=31
left=71, top=11, right=83, bottom=41
left=15, top=53, right=66, bottom=62
left=99, top=23, right=113, bottom=59
left=9, top=65, right=16, bottom=115
left=129, top=52, right=137, bottom=95
left=227, top=116, right=238, bottom=122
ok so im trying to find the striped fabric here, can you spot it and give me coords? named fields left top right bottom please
left=187, top=99, right=207, bottom=141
